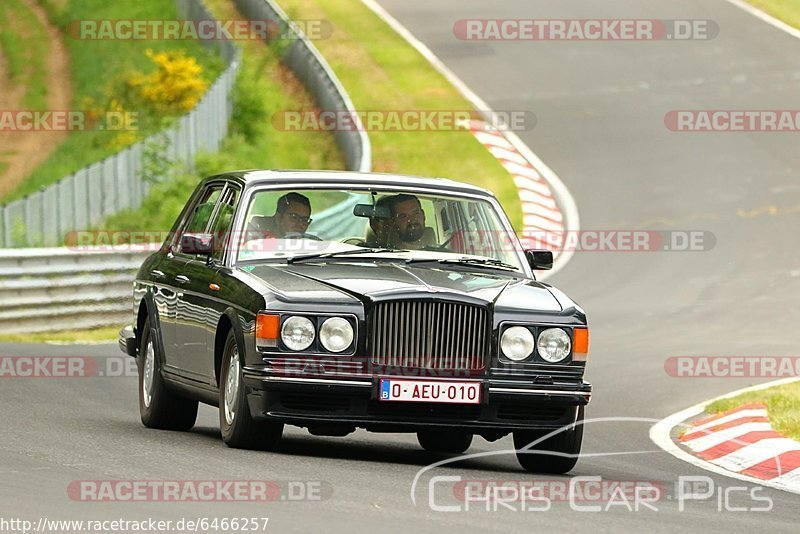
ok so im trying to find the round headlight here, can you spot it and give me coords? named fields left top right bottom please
left=319, top=317, right=354, bottom=353
left=501, top=326, right=535, bottom=361
left=537, top=328, right=571, bottom=363
left=281, top=316, right=315, bottom=351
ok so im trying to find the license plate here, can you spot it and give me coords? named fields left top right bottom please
left=379, top=379, right=482, bottom=404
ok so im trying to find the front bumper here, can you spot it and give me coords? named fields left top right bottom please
left=242, top=368, right=591, bottom=432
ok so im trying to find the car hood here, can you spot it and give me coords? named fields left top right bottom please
left=242, top=262, right=562, bottom=312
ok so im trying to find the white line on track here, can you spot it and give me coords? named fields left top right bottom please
left=723, top=0, right=800, bottom=40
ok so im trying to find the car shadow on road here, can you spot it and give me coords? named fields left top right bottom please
left=184, top=425, right=527, bottom=474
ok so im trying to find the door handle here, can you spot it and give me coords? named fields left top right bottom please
left=151, top=270, right=166, bottom=279
left=175, top=275, right=191, bottom=284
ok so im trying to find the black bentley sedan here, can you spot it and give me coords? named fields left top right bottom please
left=119, top=170, right=591, bottom=473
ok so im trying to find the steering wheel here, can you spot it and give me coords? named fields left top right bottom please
left=283, top=232, right=322, bottom=241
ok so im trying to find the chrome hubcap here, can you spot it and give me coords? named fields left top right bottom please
left=142, top=341, right=155, bottom=408
left=224, top=347, right=240, bottom=426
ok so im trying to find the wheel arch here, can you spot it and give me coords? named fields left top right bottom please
left=136, top=291, right=165, bottom=364
left=214, top=308, right=248, bottom=387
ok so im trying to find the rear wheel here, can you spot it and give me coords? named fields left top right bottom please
left=219, top=330, right=283, bottom=450
left=417, top=430, right=473, bottom=453
left=513, top=407, right=584, bottom=474
left=138, top=318, right=198, bottom=430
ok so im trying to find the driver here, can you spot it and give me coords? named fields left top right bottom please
left=386, top=194, right=436, bottom=250
left=273, top=192, right=312, bottom=237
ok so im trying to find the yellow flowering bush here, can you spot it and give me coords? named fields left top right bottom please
left=128, top=49, right=209, bottom=114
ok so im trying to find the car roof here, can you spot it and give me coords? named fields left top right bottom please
left=203, top=170, right=496, bottom=198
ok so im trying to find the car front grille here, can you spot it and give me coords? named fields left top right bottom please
left=369, top=300, right=488, bottom=370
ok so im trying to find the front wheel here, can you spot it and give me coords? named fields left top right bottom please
left=513, top=407, right=584, bottom=474
left=138, top=317, right=198, bottom=430
left=417, top=430, right=473, bottom=453
left=219, top=330, right=283, bottom=450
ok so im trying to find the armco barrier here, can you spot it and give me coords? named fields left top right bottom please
left=0, top=0, right=241, bottom=249
left=0, top=246, right=157, bottom=334
left=0, top=198, right=365, bottom=334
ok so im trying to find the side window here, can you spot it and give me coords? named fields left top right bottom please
left=178, top=185, right=223, bottom=253
left=209, top=187, right=240, bottom=261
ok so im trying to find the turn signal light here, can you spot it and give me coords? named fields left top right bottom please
left=573, top=328, right=589, bottom=362
left=256, top=313, right=280, bottom=348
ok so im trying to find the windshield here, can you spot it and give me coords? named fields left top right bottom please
left=234, top=188, right=526, bottom=272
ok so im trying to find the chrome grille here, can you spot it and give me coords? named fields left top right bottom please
left=369, top=301, right=488, bottom=370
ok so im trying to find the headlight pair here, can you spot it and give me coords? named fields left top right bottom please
left=281, top=316, right=353, bottom=353
left=500, top=326, right=571, bottom=363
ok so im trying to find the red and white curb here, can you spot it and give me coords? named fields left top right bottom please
left=680, top=403, right=800, bottom=490
left=462, top=121, right=565, bottom=260
left=650, top=377, right=800, bottom=495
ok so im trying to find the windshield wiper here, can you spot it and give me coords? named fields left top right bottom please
left=405, top=256, right=519, bottom=271
left=287, top=248, right=407, bottom=264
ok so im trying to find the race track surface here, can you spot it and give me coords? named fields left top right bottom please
left=1, top=0, right=798, bottom=531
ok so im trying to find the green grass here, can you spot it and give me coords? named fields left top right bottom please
left=748, top=0, right=800, bottom=29
left=706, top=381, right=800, bottom=440
left=0, top=325, right=120, bottom=343
left=0, top=0, right=50, bottom=109
left=278, top=0, right=523, bottom=230
left=3, top=0, right=225, bottom=203
left=99, top=0, right=345, bottom=236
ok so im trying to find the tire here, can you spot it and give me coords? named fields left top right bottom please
left=513, top=406, right=584, bottom=474
left=219, top=330, right=283, bottom=450
left=417, top=430, right=473, bottom=453
left=138, top=317, right=198, bottom=430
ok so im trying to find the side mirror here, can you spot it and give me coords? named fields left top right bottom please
left=525, top=249, right=553, bottom=270
left=181, top=233, right=214, bottom=256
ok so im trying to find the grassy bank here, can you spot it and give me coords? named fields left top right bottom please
left=706, top=380, right=800, bottom=440
left=278, top=0, right=523, bottom=230
left=4, top=0, right=224, bottom=202
left=0, top=326, right=119, bottom=344
left=748, top=0, right=800, bottom=29
left=0, top=0, right=50, bottom=109
left=100, top=0, right=345, bottom=235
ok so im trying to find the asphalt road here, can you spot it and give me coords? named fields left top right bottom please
left=2, top=0, right=799, bottom=532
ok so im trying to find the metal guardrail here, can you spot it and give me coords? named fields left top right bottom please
left=0, top=200, right=364, bottom=334
left=234, top=0, right=372, bottom=173
left=0, top=246, right=157, bottom=334
left=0, top=0, right=241, bottom=249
